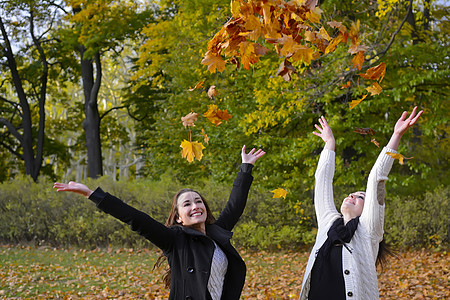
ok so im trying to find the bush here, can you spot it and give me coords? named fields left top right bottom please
left=384, top=185, right=449, bottom=249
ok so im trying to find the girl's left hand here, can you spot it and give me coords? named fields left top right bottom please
left=241, top=145, right=266, bottom=164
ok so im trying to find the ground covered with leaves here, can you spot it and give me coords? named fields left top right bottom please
left=1, top=245, right=448, bottom=299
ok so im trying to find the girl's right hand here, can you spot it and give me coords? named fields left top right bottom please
left=53, top=181, right=94, bottom=198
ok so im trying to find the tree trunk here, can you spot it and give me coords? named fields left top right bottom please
left=79, top=46, right=103, bottom=178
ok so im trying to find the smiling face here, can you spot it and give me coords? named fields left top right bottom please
left=176, top=191, right=207, bottom=230
left=340, top=191, right=366, bottom=219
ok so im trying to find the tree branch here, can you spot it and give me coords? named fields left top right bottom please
left=99, top=105, right=128, bottom=121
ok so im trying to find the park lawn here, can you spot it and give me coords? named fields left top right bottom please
left=0, top=245, right=448, bottom=299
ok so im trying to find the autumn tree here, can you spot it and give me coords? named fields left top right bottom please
left=59, top=0, right=153, bottom=178
left=0, top=0, right=67, bottom=181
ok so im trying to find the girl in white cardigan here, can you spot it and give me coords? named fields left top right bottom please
left=299, top=107, right=422, bottom=300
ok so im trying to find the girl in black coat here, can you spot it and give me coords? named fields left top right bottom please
left=53, top=145, right=265, bottom=300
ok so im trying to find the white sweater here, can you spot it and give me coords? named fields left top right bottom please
left=299, top=147, right=396, bottom=300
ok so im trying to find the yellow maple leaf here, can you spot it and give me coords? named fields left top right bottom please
left=318, top=26, right=331, bottom=41
left=180, top=140, right=205, bottom=163
left=201, top=51, right=227, bottom=73
left=230, top=0, right=240, bottom=19
left=271, top=188, right=288, bottom=199
left=291, top=46, right=315, bottom=64
left=349, top=94, right=368, bottom=109
left=366, top=82, right=382, bottom=95
left=386, top=152, right=413, bottom=165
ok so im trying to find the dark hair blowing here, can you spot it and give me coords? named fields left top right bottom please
left=153, top=188, right=216, bottom=288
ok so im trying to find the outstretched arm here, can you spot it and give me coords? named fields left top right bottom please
left=361, top=107, right=423, bottom=243
left=53, top=182, right=176, bottom=252
left=312, top=116, right=339, bottom=226
left=215, top=145, right=265, bottom=231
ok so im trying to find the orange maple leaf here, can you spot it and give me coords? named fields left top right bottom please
left=203, top=104, right=233, bottom=126
left=349, top=94, right=368, bottom=109
left=359, top=62, right=386, bottom=82
left=271, top=188, right=288, bottom=199
left=180, top=140, right=205, bottom=163
left=386, top=152, right=413, bottom=165
left=352, top=51, right=365, bottom=70
left=201, top=128, right=209, bottom=145
left=188, top=80, right=205, bottom=91
left=366, top=82, right=382, bottom=96
left=201, top=51, right=227, bottom=73
left=181, top=112, right=198, bottom=128
left=340, top=81, right=351, bottom=89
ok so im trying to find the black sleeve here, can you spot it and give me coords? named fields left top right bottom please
left=214, top=164, right=254, bottom=231
left=89, top=188, right=176, bottom=252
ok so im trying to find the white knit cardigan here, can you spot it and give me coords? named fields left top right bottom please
left=299, top=147, right=396, bottom=300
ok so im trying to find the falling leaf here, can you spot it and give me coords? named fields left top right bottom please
left=386, top=152, right=413, bottom=165
left=349, top=94, right=368, bottom=109
left=371, top=138, right=380, bottom=148
left=340, top=81, right=351, bottom=89
left=271, top=188, right=288, bottom=199
left=358, top=62, right=386, bottom=82
left=276, top=59, right=297, bottom=81
left=352, top=51, right=365, bottom=70
left=201, top=128, right=209, bottom=144
left=354, top=127, right=375, bottom=135
left=181, top=112, right=198, bottom=128
left=188, top=80, right=205, bottom=91
left=207, top=86, right=218, bottom=99
left=366, top=82, right=382, bottom=95
left=180, top=140, right=205, bottom=163
left=203, top=104, right=233, bottom=126
left=201, top=51, right=227, bottom=73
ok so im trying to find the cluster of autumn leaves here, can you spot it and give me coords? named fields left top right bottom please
left=180, top=0, right=411, bottom=198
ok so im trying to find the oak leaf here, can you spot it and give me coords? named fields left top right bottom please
left=181, top=112, right=198, bottom=128
left=180, top=140, right=205, bottom=163
left=386, top=152, right=413, bottom=165
left=271, top=188, right=288, bottom=199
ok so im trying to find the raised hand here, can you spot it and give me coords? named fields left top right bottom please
left=387, top=106, right=423, bottom=150
left=393, top=106, right=423, bottom=136
left=241, top=145, right=266, bottom=165
left=53, top=181, right=94, bottom=198
left=313, top=116, right=335, bottom=151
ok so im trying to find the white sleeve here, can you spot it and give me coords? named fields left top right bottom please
left=360, top=146, right=396, bottom=243
left=314, top=149, right=340, bottom=228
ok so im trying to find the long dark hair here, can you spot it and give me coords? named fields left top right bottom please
left=376, top=239, right=397, bottom=270
left=153, top=188, right=216, bottom=288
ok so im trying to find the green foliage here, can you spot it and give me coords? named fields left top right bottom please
left=384, top=185, right=449, bottom=249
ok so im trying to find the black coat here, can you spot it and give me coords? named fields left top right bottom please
left=89, top=166, right=253, bottom=300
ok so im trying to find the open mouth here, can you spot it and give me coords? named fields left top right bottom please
left=190, top=211, right=203, bottom=217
